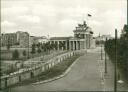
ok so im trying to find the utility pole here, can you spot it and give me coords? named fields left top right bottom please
left=114, top=29, right=117, bottom=92
left=0, top=34, right=1, bottom=90
left=105, top=38, right=107, bottom=74
left=27, top=33, right=29, bottom=59
left=127, top=0, right=128, bottom=25
left=101, top=44, right=103, bottom=60
left=100, top=34, right=103, bottom=60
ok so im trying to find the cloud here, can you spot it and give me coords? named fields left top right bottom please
left=1, top=0, right=127, bottom=37
left=18, top=15, right=40, bottom=23
left=32, top=5, right=56, bottom=17
left=59, top=19, right=77, bottom=26
left=89, top=20, right=102, bottom=26
left=2, top=6, right=29, bottom=16
left=1, top=21, right=17, bottom=33
left=102, top=10, right=126, bottom=29
left=1, top=21, right=16, bottom=27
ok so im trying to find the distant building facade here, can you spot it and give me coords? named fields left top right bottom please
left=37, top=36, right=48, bottom=44
left=95, top=34, right=113, bottom=46
left=16, top=31, right=29, bottom=48
left=1, top=21, right=95, bottom=50
left=29, top=36, right=38, bottom=46
left=1, top=33, right=18, bottom=47
left=29, top=36, right=48, bottom=47
left=1, top=31, right=29, bottom=48
left=95, top=34, right=113, bottom=42
left=50, top=21, right=95, bottom=50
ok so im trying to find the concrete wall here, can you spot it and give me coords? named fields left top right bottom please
left=0, top=51, right=80, bottom=89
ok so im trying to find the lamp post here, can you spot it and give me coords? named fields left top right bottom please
left=100, top=34, right=103, bottom=60
left=27, top=34, right=29, bottom=59
left=101, top=44, right=103, bottom=60
left=114, top=29, right=117, bottom=92
left=0, top=35, right=1, bottom=90
left=127, top=0, right=128, bottom=25
left=104, top=38, right=107, bottom=74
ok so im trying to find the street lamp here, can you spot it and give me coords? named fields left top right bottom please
left=127, top=0, right=128, bottom=25
left=0, top=36, right=1, bottom=90
left=101, top=44, right=103, bottom=60
left=27, top=33, right=29, bottom=59
left=104, top=38, right=107, bottom=74
left=114, top=29, right=117, bottom=92
left=100, top=34, right=103, bottom=60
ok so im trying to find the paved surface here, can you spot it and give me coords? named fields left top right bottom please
left=9, top=47, right=128, bottom=92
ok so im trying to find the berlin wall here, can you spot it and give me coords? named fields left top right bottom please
left=0, top=50, right=83, bottom=89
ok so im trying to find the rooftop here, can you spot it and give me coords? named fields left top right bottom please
left=50, top=37, right=72, bottom=40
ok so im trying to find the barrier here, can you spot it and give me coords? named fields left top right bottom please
left=0, top=51, right=83, bottom=89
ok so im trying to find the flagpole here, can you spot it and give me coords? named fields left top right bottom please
left=86, top=14, right=89, bottom=26
left=87, top=14, right=92, bottom=26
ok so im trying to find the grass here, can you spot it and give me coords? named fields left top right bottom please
left=1, top=48, right=47, bottom=60
left=1, top=47, right=67, bottom=61
left=4, top=54, right=82, bottom=90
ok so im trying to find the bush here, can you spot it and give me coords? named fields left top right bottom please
left=23, top=50, right=27, bottom=57
left=31, top=43, right=36, bottom=54
left=12, top=49, right=19, bottom=60
left=37, top=48, right=41, bottom=53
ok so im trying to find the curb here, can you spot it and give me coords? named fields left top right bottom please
left=32, top=56, right=80, bottom=85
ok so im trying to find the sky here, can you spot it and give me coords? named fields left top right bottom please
left=1, top=0, right=127, bottom=37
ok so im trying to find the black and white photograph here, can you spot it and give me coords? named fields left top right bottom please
left=0, top=0, right=128, bottom=92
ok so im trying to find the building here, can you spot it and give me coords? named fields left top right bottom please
left=50, top=37, right=71, bottom=50
left=1, top=21, right=94, bottom=50
left=29, top=36, right=48, bottom=47
left=29, top=36, right=38, bottom=47
left=37, top=36, right=48, bottom=44
left=95, top=34, right=113, bottom=42
left=1, top=31, right=48, bottom=48
left=49, top=21, right=94, bottom=50
left=1, top=33, right=18, bottom=47
left=95, top=34, right=113, bottom=46
left=16, top=31, right=29, bottom=48
left=1, top=31, right=29, bottom=48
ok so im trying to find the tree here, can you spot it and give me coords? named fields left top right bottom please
left=37, top=42, right=42, bottom=54
left=12, top=49, right=19, bottom=60
left=7, top=38, right=10, bottom=50
left=104, top=25, right=128, bottom=79
left=22, top=50, right=27, bottom=59
left=36, top=42, right=41, bottom=48
left=44, top=42, right=51, bottom=53
left=31, top=43, right=36, bottom=54
left=37, top=48, right=41, bottom=54
left=51, top=43, right=56, bottom=50
left=59, top=42, right=65, bottom=50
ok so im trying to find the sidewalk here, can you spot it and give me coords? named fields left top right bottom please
left=99, top=51, right=128, bottom=91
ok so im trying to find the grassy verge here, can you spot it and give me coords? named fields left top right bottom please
left=5, top=53, right=82, bottom=90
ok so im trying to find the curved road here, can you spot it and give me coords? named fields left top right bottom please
left=10, top=47, right=128, bottom=92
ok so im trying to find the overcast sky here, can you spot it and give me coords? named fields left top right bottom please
left=1, top=0, right=127, bottom=37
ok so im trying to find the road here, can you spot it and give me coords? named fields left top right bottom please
left=10, top=47, right=128, bottom=92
